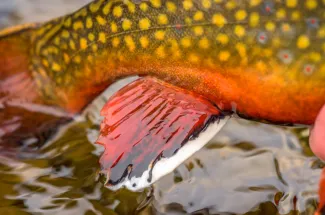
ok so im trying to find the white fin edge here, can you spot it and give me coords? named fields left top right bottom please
left=107, top=116, right=230, bottom=192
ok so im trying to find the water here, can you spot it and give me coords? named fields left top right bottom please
left=0, top=1, right=323, bottom=214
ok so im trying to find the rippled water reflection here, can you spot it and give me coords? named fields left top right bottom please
left=0, top=1, right=323, bottom=214
left=0, top=112, right=321, bottom=214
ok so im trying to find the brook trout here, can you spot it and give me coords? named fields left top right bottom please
left=1, top=0, right=325, bottom=200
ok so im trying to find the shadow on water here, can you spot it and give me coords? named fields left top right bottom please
left=0, top=1, right=324, bottom=214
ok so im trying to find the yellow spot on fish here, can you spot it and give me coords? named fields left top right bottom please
left=265, top=21, right=276, bottom=32
left=155, top=31, right=165, bottom=40
left=139, top=36, right=149, bottom=48
left=189, top=53, right=199, bottom=63
left=63, top=53, right=70, bottom=63
left=193, top=11, right=204, bottom=21
left=36, top=27, right=46, bottom=36
left=128, top=2, right=136, bottom=13
left=199, top=37, right=210, bottom=49
left=212, top=14, right=227, bottom=27
left=286, top=0, right=297, bottom=8
left=125, top=36, right=136, bottom=52
left=96, top=16, right=107, bottom=25
left=155, top=45, right=166, bottom=58
left=113, top=6, right=123, bottom=17
left=166, top=1, right=177, bottom=12
left=250, top=0, right=261, bottom=7
left=86, top=17, right=93, bottom=29
left=52, top=63, right=61, bottom=72
left=297, top=35, right=310, bottom=49
left=219, top=51, right=230, bottom=61
left=42, top=59, right=49, bottom=67
left=236, top=43, right=247, bottom=58
left=62, top=30, right=70, bottom=38
left=139, top=18, right=151, bottom=30
left=225, top=1, right=236, bottom=10
left=281, top=23, right=291, bottom=32
left=306, top=0, right=317, bottom=10
left=54, top=37, right=60, bottom=46
left=80, top=38, right=88, bottom=50
left=64, top=17, right=72, bottom=27
left=74, top=55, right=81, bottom=63
left=256, top=61, right=267, bottom=72
left=69, top=40, right=76, bottom=50
left=92, top=44, right=98, bottom=52
left=234, top=25, right=245, bottom=37
left=310, top=52, right=321, bottom=62
left=140, top=3, right=148, bottom=12
left=158, top=14, right=169, bottom=25
left=202, top=0, right=211, bottom=8
left=88, top=33, right=95, bottom=41
left=193, top=26, right=204, bottom=36
left=235, top=10, right=247, bottom=21
left=122, top=19, right=132, bottom=30
left=173, top=50, right=182, bottom=59
left=250, top=12, right=260, bottom=27
left=111, top=22, right=118, bottom=33
left=216, top=33, right=229, bottom=45
left=185, top=17, right=192, bottom=24
left=90, top=1, right=101, bottom=13
left=318, top=26, right=325, bottom=38
left=103, top=2, right=112, bottom=15
left=73, top=21, right=84, bottom=30
left=99, top=32, right=106, bottom=43
left=276, top=8, right=286, bottom=19
left=291, top=11, right=301, bottom=20
left=181, top=37, right=191, bottom=48
left=150, top=0, right=161, bottom=8
left=169, top=39, right=179, bottom=51
left=112, top=37, right=120, bottom=47
left=183, top=0, right=193, bottom=10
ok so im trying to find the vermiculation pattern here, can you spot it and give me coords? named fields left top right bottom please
left=30, top=0, right=325, bottom=92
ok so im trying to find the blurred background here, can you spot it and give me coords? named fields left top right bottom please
left=0, top=1, right=323, bottom=214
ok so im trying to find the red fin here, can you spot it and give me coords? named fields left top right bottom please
left=97, top=78, right=229, bottom=190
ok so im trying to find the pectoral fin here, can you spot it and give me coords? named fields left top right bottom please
left=96, top=77, right=229, bottom=191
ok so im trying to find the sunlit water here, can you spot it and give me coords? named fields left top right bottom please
left=0, top=1, right=323, bottom=214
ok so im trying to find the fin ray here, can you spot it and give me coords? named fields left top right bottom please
left=97, top=77, right=230, bottom=191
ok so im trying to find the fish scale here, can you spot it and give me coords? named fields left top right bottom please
left=2, top=0, right=325, bottom=124
left=31, top=0, right=324, bottom=81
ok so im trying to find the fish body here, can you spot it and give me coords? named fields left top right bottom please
left=1, top=0, right=325, bottom=195
left=19, top=0, right=325, bottom=125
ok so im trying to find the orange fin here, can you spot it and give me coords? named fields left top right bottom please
left=96, top=77, right=230, bottom=191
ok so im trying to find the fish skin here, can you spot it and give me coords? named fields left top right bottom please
left=2, top=0, right=325, bottom=124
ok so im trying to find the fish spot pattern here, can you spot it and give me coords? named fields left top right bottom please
left=30, top=0, right=325, bottom=98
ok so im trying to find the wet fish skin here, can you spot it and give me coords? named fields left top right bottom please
left=2, top=0, right=325, bottom=124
